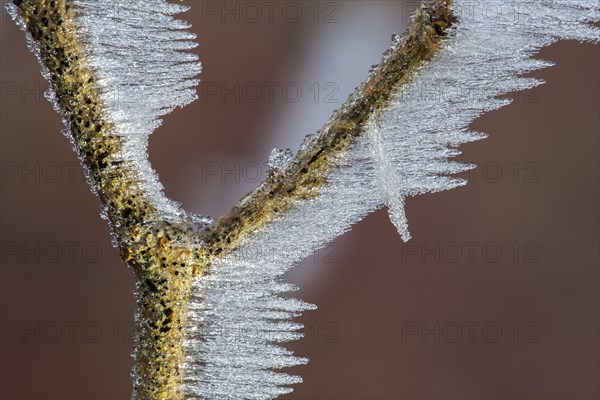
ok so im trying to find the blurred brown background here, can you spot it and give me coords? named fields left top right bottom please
left=1, top=1, right=599, bottom=399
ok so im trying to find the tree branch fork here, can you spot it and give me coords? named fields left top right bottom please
left=10, top=0, right=453, bottom=398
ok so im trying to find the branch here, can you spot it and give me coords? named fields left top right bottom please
left=205, top=0, right=454, bottom=255
left=10, top=1, right=205, bottom=398
left=9, top=0, right=452, bottom=398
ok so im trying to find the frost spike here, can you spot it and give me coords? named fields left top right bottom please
left=367, top=121, right=411, bottom=241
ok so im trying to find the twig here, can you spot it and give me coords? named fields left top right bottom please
left=10, top=0, right=453, bottom=398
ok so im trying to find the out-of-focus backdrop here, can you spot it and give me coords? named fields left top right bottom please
left=1, top=1, right=599, bottom=399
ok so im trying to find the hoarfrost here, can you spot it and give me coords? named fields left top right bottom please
left=71, top=0, right=202, bottom=217
left=183, top=1, right=599, bottom=399
left=267, top=148, right=294, bottom=171
left=8, top=0, right=599, bottom=398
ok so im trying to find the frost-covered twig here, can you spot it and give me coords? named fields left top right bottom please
left=7, top=1, right=206, bottom=398
left=205, top=0, right=454, bottom=250
left=7, top=1, right=452, bottom=397
left=7, top=0, right=599, bottom=399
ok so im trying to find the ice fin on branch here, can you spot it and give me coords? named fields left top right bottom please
left=367, top=121, right=412, bottom=241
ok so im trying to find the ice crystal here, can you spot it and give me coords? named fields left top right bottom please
left=183, top=1, right=599, bottom=398
left=71, top=0, right=202, bottom=217
left=267, top=148, right=294, bottom=172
